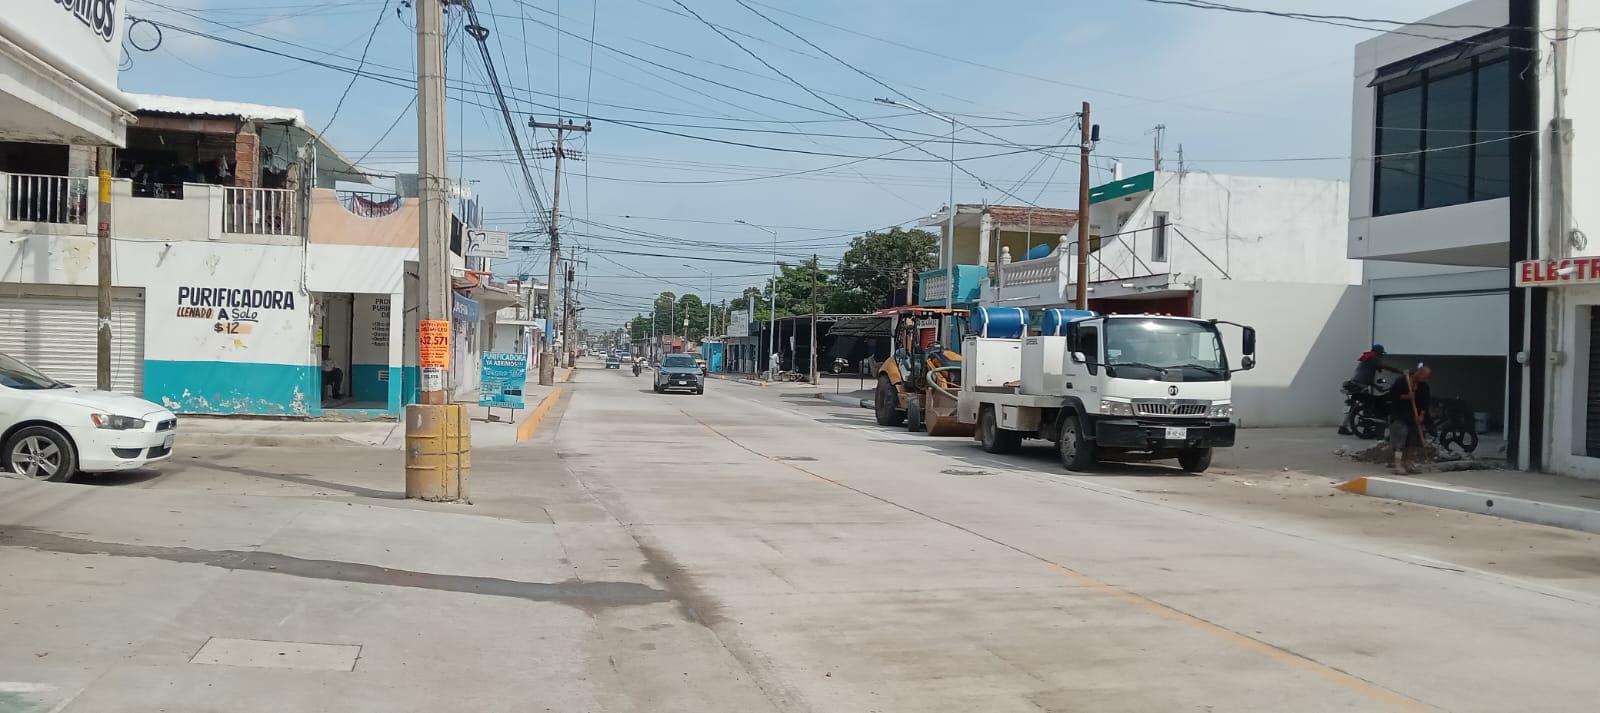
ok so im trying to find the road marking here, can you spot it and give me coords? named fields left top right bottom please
left=680, top=410, right=1434, bottom=712
left=516, top=389, right=564, bottom=442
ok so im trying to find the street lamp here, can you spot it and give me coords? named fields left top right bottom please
left=876, top=97, right=956, bottom=343
left=736, top=219, right=779, bottom=378
left=682, top=263, right=714, bottom=342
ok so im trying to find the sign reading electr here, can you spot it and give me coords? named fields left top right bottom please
left=1516, top=257, right=1600, bottom=287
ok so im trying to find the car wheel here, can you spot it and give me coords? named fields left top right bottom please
left=874, top=376, right=905, bottom=427
left=1178, top=447, right=1213, bottom=473
left=4, top=425, right=77, bottom=482
left=695, top=386, right=705, bottom=395
left=1056, top=414, right=1095, bottom=472
left=906, top=398, right=924, bottom=433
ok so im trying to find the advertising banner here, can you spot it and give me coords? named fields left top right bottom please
left=479, top=352, right=527, bottom=408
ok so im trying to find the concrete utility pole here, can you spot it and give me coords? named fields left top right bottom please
left=95, top=147, right=113, bottom=392
left=809, top=253, right=819, bottom=384
left=735, top=219, right=777, bottom=378
left=1075, top=102, right=1093, bottom=310
left=1149, top=124, right=1166, bottom=172
left=530, top=118, right=590, bottom=382
left=405, top=0, right=468, bottom=502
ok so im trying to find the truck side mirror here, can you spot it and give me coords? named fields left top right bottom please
left=1241, top=355, right=1255, bottom=370
left=1242, top=327, right=1256, bottom=358
left=1070, top=351, right=1087, bottom=364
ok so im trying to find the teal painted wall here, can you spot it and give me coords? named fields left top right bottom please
left=350, top=363, right=389, bottom=403
left=145, top=360, right=319, bottom=416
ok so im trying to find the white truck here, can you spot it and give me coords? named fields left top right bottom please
left=956, top=313, right=1256, bottom=472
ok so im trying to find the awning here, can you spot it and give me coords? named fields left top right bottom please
left=828, top=315, right=893, bottom=337
left=0, top=28, right=135, bottom=146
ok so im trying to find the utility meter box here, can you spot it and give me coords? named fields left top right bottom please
left=1021, top=336, right=1071, bottom=396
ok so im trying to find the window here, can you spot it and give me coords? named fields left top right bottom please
left=1151, top=212, right=1169, bottom=263
left=1372, top=41, right=1512, bottom=216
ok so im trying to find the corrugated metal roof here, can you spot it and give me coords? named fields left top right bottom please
left=127, top=93, right=306, bottom=124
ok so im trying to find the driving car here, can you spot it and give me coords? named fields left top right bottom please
left=654, top=353, right=704, bottom=395
left=0, top=351, right=178, bottom=482
left=605, top=353, right=622, bottom=369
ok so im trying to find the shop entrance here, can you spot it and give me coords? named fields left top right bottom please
left=312, top=292, right=393, bottom=413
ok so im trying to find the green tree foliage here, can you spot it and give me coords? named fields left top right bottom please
left=832, top=227, right=939, bottom=313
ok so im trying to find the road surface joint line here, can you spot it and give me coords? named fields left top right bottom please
left=676, top=408, right=1435, bottom=713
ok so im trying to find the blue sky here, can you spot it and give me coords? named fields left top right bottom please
left=120, top=0, right=1460, bottom=328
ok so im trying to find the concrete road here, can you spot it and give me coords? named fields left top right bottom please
left=4, top=362, right=1599, bottom=713
left=557, top=365, right=1600, bottom=712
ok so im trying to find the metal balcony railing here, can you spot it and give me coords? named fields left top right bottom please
left=223, top=187, right=297, bottom=235
left=337, top=190, right=402, bottom=218
left=5, top=173, right=88, bottom=225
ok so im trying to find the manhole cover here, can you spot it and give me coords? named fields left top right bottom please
left=776, top=456, right=817, bottom=462
left=190, top=638, right=361, bottom=672
left=941, top=468, right=991, bottom=476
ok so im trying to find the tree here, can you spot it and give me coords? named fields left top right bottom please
left=832, top=227, right=939, bottom=313
left=651, top=292, right=676, bottom=337
left=676, top=293, right=707, bottom=340
left=771, top=257, right=834, bottom=318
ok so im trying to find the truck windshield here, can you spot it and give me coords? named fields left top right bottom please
left=1102, top=318, right=1227, bottom=381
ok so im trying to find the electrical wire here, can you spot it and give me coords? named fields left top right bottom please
left=321, top=0, right=391, bottom=133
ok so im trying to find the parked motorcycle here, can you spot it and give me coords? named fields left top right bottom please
left=1339, top=379, right=1388, bottom=440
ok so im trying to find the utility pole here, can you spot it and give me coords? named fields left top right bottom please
left=95, top=147, right=113, bottom=391
left=530, top=117, right=590, bottom=382
left=1075, top=102, right=1094, bottom=310
left=1149, top=124, right=1166, bottom=172
left=809, top=253, right=819, bottom=384
left=563, top=242, right=578, bottom=367
left=405, top=0, right=467, bottom=502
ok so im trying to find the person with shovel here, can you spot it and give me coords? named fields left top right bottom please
left=1383, top=364, right=1433, bottom=474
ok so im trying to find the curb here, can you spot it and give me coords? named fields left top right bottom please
left=1336, top=476, right=1600, bottom=535
left=708, top=373, right=766, bottom=387
left=515, top=388, right=564, bottom=442
left=562, top=367, right=577, bottom=383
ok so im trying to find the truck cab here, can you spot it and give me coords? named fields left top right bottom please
left=958, top=313, right=1255, bottom=473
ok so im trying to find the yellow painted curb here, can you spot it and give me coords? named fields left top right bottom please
left=1336, top=477, right=1369, bottom=495
left=562, top=367, right=577, bottom=383
left=515, top=388, right=564, bottom=442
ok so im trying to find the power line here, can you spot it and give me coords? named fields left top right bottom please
left=321, top=0, right=391, bottom=132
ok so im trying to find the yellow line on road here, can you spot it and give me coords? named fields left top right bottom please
left=681, top=410, right=1433, bottom=712
left=515, top=389, right=563, bottom=442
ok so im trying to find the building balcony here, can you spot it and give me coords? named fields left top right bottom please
left=1, top=172, right=302, bottom=240
left=918, top=265, right=987, bottom=306
left=978, top=236, right=1184, bottom=309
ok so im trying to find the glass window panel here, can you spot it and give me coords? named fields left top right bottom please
left=1423, top=70, right=1473, bottom=208
left=1474, top=59, right=1511, bottom=201
left=1375, top=83, right=1423, bottom=215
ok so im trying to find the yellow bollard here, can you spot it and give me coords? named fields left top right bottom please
left=405, top=403, right=471, bottom=501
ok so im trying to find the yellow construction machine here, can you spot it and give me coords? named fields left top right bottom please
left=872, top=307, right=972, bottom=437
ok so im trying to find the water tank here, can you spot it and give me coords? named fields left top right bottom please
left=1041, top=308, right=1097, bottom=336
left=1025, top=243, right=1052, bottom=261
left=970, top=307, right=1027, bottom=339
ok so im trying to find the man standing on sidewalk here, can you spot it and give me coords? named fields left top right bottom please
left=1384, top=364, right=1433, bottom=474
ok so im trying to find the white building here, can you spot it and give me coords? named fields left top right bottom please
left=1345, top=0, right=1600, bottom=476
left=971, top=170, right=1364, bottom=427
left=1, top=4, right=136, bottom=148
left=0, top=93, right=503, bottom=417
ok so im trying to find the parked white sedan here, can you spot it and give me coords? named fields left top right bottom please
left=0, top=352, right=177, bottom=482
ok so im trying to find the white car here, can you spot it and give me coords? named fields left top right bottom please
left=0, top=352, right=177, bottom=482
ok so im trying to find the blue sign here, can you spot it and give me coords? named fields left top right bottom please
left=479, top=351, right=527, bottom=408
left=452, top=292, right=480, bottom=323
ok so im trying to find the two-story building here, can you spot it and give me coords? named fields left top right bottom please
left=1354, top=0, right=1600, bottom=479
left=930, top=171, right=1365, bottom=427
left=0, top=93, right=501, bottom=418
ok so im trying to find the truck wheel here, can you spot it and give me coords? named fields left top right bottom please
left=1179, top=448, right=1213, bottom=473
left=906, top=398, right=925, bottom=432
left=978, top=406, right=1020, bottom=454
left=874, top=376, right=905, bottom=427
left=1056, top=415, right=1094, bottom=471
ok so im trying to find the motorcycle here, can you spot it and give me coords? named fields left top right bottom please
left=632, top=360, right=643, bottom=377
left=1339, top=378, right=1388, bottom=440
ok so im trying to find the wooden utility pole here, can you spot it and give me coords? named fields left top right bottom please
left=530, top=118, right=590, bottom=382
left=95, top=148, right=113, bottom=391
left=809, top=254, right=819, bottom=384
left=1075, top=102, right=1093, bottom=310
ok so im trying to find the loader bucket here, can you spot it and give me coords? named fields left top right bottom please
left=924, top=387, right=973, bottom=437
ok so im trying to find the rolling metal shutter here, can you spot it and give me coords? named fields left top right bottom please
left=1373, top=291, right=1507, bottom=356
left=1587, top=308, right=1600, bottom=457
left=0, top=293, right=145, bottom=394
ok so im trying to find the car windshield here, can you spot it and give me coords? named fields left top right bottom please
left=0, top=352, right=67, bottom=390
left=662, top=355, right=697, bottom=368
left=1103, top=318, right=1227, bottom=379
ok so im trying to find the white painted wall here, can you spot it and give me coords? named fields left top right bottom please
left=1194, top=279, right=1370, bottom=427
left=1537, top=0, right=1600, bottom=478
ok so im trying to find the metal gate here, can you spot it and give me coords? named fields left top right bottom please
left=0, top=292, right=145, bottom=394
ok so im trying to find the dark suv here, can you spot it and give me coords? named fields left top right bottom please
left=654, top=354, right=704, bottom=395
